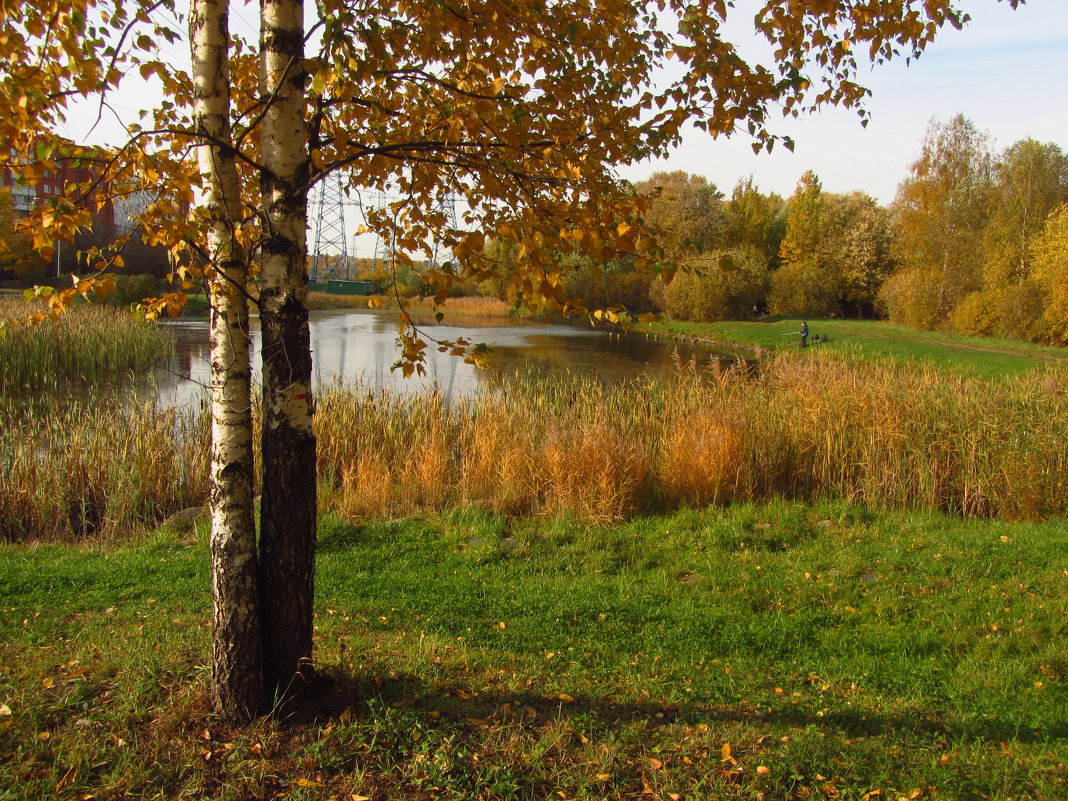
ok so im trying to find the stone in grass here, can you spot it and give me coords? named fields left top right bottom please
left=162, top=506, right=206, bottom=532
left=678, top=573, right=703, bottom=586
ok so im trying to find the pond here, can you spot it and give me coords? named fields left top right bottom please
left=153, top=309, right=745, bottom=408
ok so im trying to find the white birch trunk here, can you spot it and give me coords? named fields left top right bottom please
left=257, top=0, right=317, bottom=698
left=191, top=0, right=263, bottom=719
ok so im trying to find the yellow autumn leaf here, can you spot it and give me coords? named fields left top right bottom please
left=296, top=778, right=325, bottom=788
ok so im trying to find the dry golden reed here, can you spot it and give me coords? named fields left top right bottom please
left=0, top=397, right=207, bottom=542
left=316, top=351, right=1068, bottom=524
left=5, top=348, right=1067, bottom=541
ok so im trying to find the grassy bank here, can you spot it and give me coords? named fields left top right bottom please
left=5, top=351, right=1068, bottom=541
left=0, top=502, right=1064, bottom=799
left=0, top=296, right=173, bottom=391
left=643, top=317, right=1068, bottom=379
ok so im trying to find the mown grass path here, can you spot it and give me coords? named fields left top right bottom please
left=1, top=503, right=1065, bottom=799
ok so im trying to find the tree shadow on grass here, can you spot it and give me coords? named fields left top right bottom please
left=290, top=666, right=1067, bottom=746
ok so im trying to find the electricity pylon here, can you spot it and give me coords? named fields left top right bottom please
left=431, top=192, right=459, bottom=267
left=310, top=173, right=349, bottom=282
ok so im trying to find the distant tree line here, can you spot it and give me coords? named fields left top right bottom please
left=430, top=113, right=1067, bottom=346
left=881, top=114, right=1068, bottom=343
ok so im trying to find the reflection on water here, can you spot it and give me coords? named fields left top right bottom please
left=151, top=309, right=741, bottom=408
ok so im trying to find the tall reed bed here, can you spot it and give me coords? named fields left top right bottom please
left=0, top=396, right=208, bottom=541
left=315, top=352, right=1068, bottom=523
left=6, top=349, right=1066, bottom=541
left=0, top=296, right=172, bottom=392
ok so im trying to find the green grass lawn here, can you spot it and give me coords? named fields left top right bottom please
left=1, top=502, right=1065, bottom=799
left=645, top=317, right=1068, bottom=379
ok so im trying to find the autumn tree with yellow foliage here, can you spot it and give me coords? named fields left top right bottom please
left=0, top=0, right=1021, bottom=720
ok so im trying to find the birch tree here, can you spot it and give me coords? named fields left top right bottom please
left=190, top=0, right=262, bottom=718
left=0, top=0, right=1022, bottom=720
left=882, top=115, right=994, bottom=329
left=984, top=139, right=1068, bottom=287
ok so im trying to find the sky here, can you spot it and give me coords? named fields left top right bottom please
left=58, top=0, right=1068, bottom=256
left=619, top=0, right=1068, bottom=204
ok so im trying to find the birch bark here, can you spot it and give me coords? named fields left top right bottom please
left=190, top=0, right=263, bottom=718
left=257, top=0, right=317, bottom=697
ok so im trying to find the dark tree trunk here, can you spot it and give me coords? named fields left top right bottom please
left=257, top=0, right=316, bottom=702
left=258, top=290, right=317, bottom=698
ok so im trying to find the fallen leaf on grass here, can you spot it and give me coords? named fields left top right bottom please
left=0, top=703, right=11, bottom=717
left=42, top=677, right=54, bottom=689
left=721, top=743, right=736, bottom=765
left=296, top=778, right=325, bottom=788
left=351, top=795, right=372, bottom=801
left=649, top=757, right=664, bottom=770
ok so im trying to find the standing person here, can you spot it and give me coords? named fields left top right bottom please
left=800, top=320, right=809, bottom=348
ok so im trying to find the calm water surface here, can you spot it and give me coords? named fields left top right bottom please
left=154, top=309, right=741, bottom=408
